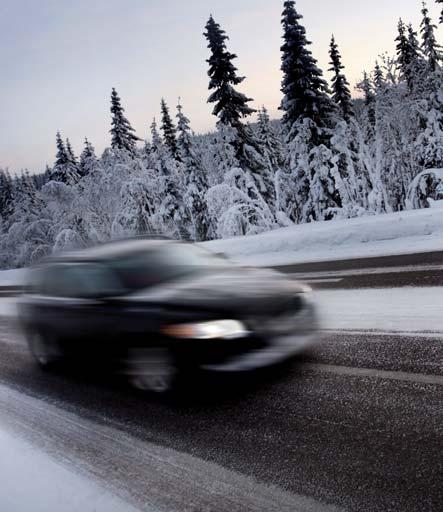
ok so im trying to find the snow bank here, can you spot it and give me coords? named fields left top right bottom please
left=0, top=424, right=140, bottom=512
left=203, top=208, right=443, bottom=267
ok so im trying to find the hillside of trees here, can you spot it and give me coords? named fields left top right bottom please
left=1, top=0, right=443, bottom=269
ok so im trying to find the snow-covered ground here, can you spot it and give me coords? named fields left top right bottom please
left=0, top=423, right=140, bottom=512
left=203, top=207, right=443, bottom=267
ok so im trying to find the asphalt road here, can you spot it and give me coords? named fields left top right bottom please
left=277, top=250, right=443, bottom=289
left=0, top=253, right=442, bottom=511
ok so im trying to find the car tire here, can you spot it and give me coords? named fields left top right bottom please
left=27, top=331, right=61, bottom=371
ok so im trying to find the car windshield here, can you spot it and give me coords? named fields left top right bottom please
left=107, top=244, right=228, bottom=292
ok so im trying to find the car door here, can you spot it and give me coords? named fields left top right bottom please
left=34, top=262, right=122, bottom=344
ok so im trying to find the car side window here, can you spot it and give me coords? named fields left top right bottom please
left=41, top=263, right=122, bottom=298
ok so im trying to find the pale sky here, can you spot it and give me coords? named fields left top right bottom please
left=1, top=0, right=442, bottom=173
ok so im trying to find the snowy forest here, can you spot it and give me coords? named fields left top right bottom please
left=2, top=0, right=443, bottom=269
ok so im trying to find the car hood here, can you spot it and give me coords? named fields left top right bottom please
left=123, top=267, right=306, bottom=316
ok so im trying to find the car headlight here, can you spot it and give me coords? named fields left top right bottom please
left=162, top=320, right=249, bottom=340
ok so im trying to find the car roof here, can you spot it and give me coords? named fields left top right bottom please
left=43, top=238, right=175, bottom=265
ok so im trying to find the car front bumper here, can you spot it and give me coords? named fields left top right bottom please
left=200, top=300, right=320, bottom=372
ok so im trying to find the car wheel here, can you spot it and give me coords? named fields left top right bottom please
left=27, top=331, right=60, bottom=371
left=126, top=348, right=176, bottom=393
left=131, top=373, right=174, bottom=393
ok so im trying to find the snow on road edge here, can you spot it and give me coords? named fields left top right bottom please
left=0, top=420, right=141, bottom=512
left=203, top=208, right=443, bottom=267
left=0, top=383, right=342, bottom=512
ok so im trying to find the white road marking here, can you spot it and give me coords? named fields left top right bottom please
left=302, top=363, right=443, bottom=386
left=303, top=278, right=344, bottom=284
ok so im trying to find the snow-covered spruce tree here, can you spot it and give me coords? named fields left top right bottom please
left=204, top=15, right=255, bottom=129
left=280, top=1, right=340, bottom=223
left=328, top=36, right=353, bottom=122
left=203, top=15, right=276, bottom=232
left=415, top=70, right=443, bottom=170
left=357, top=72, right=376, bottom=135
left=396, top=19, right=422, bottom=91
left=146, top=118, right=184, bottom=237
left=373, top=61, right=385, bottom=90
left=256, top=107, right=285, bottom=172
left=421, top=2, right=441, bottom=72
left=79, top=138, right=98, bottom=178
left=280, top=1, right=334, bottom=138
left=110, top=88, right=140, bottom=155
left=160, top=99, right=179, bottom=159
left=50, top=132, right=80, bottom=185
left=0, top=170, right=15, bottom=225
left=176, top=101, right=209, bottom=241
left=65, top=138, right=79, bottom=172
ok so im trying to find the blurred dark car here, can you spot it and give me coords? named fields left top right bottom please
left=19, top=239, right=318, bottom=392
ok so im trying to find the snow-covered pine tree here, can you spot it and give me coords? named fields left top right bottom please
left=79, top=138, right=98, bottom=178
left=395, top=18, right=413, bottom=90
left=50, top=132, right=80, bottom=185
left=357, top=72, right=376, bottom=132
left=176, top=101, right=209, bottom=241
left=65, top=138, right=78, bottom=169
left=415, top=70, right=443, bottom=170
left=373, top=61, right=385, bottom=90
left=256, top=107, right=285, bottom=171
left=160, top=99, right=179, bottom=159
left=0, top=170, right=14, bottom=223
left=329, top=35, right=353, bottom=121
left=280, top=0, right=335, bottom=140
left=110, top=88, right=140, bottom=155
left=280, top=1, right=340, bottom=222
left=146, top=118, right=183, bottom=237
left=421, top=2, right=441, bottom=72
left=204, top=15, right=255, bottom=128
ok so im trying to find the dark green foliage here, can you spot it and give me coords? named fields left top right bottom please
left=51, top=132, right=80, bottom=185
left=204, top=15, right=255, bottom=127
left=160, top=99, right=179, bottom=158
left=421, top=2, right=441, bottom=72
left=280, top=1, right=334, bottom=139
left=79, top=138, right=98, bottom=177
left=329, top=35, right=353, bottom=121
left=0, top=170, right=14, bottom=221
left=110, top=88, right=140, bottom=154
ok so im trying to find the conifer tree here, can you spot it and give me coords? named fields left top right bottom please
left=0, top=170, right=14, bottom=222
left=51, top=132, right=80, bottom=185
left=373, top=62, right=385, bottom=90
left=79, top=138, right=98, bottom=177
left=256, top=106, right=285, bottom=170
left=176, top=101, right=208, bottom=241
left=160, top=99, right=179, bottom=158
left=421, top=2, right=441, bottom=71
left=110, top=88, right=139, bottom=154
left=395, top=19, right=421, bottom=89
left=328, top=35, right=353, bottom=121
left=280, top=1, right=334, bottom=139
left=66, top=138, right=80, bottom=176
left=204, top=15, right=255, bottom=128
